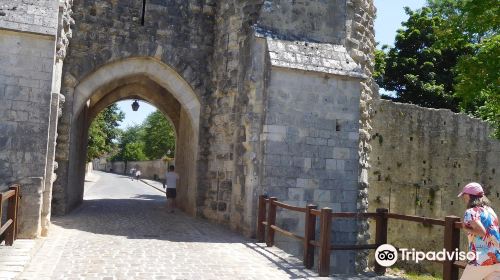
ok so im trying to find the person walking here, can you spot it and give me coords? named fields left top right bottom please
left=164, top=165, right=179, bottom=213
left=135, top=169, right=141, bottom=181
left=459, top=182, right=500, bottom=280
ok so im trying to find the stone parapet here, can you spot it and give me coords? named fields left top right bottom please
left=368, top=99, right=500, bottom=274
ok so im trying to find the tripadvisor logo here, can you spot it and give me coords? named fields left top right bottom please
left=375, top=244, right=476, bottom=267
left=375, top=244, right=398, bottom=267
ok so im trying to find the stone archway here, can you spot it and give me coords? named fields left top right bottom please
left=50, top=58, right=201, bottom=229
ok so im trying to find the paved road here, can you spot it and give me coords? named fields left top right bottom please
left=18, top=171, right=403, bottom=280
left=19, top=171, right=317, bottom=280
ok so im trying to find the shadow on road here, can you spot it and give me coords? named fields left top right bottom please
left=52, top=197, right=245, bottom=243
left=51, top=195, right=323, bottom=278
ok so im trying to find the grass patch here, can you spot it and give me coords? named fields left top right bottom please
left=388, top=268, right=441, bottom=280
left=405, top=272, right=441, bottom=280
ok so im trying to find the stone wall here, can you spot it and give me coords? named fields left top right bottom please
left=101, top=159, right=174, bottom=181
left=0, top=1, right=379, bottom=264
left=263, top=66, right=362, bottom=273
left=368, top=99, right=500, bottom=273
left=0, top=0, right=59, bottom=237
left=257, top=0, right=346, bottom=44
left=53, top=0, right=215, bottom=216
left=206, top=1, right=376, bottom=273
left=344, top=0, right=378, bottom=272
left=0, top=0, right=58, bottom=35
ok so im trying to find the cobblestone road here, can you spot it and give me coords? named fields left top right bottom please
left=18, top=171, right=403, bottom=280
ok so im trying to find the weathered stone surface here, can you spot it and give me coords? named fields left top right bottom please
left=257, top=0, right=347, bottom=44
left=0, top=0, right=58, bottom=36
left=1, top=0, right=379, bottom=275
left=344, top=0, right=378, bottom=271
left=264, top=36, right=366, bottom=78
left=368, top=99, right=500, bottom=274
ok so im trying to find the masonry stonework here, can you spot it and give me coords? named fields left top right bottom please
left=344, top=0, right=378, bottom=271
left=368, top=100, right=500, bottom=273
left=1, top=0, right=378, bottom=274
left=0, top=0, right=60, bottom=238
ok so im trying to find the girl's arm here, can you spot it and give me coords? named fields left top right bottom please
left=463, top=219, right=487, bottom=237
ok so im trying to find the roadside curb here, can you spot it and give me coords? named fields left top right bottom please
left=139, top=179, right=166, bottom=194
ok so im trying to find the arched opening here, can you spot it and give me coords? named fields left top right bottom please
left=58, top=57, right=200, bottom=217
left=88, top=99, right=177, bottom=178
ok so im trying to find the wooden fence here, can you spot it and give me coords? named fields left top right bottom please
left=256, top=195, right=467, bottom=279
left=0, top=185, right=20, bottom=246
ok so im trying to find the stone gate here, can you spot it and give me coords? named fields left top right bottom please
left=0, top=0, right=376, bottom=273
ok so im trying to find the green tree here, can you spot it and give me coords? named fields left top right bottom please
left=112, top=125, right=147, bottom=162
left=122, top=141, right=147, bottom=161
left=428, top=0, right=499, bottom=42
left=87, top=104, right=124, bottom=162
left=373, top=46, right=388, bottom=86
left=379, top=7, right=472, bottom=111
left=455, top=35, right=500, bottom=138
left=427, top=0, right=499, bottom=137
left=142, top=110, right=176, bottom=159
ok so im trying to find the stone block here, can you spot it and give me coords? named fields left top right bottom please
left=348, top=131, right=358, bottom=140
left=279, top=155, right=293, bottom=167
left=264, top=141, right=289, bottom=155
left=313, top=189, right=332, bottom=203
left=341, top=202, right=357, bottom=212
left=295, top=178, right=318, bottom=188
left=268, top=186, right=289, bottom=199
left=325, top=159, right=335, bottom=170
left=263, top=125, right=287, bottom=134
left=318, top=146, right=334, bottom=158
left=316, top=202, right=341, bottom=212
left=333, top=147, right=350, bottom=159
left=264, top=154, right=281, bottom=166
left=304, top=157, right=312, bottom=169
left=292, top=156, right=304, bottom=168
left=261, top=132, right=285, bottom=142
left=288, top=188, right=304, bottom=201
left=311, top=158, right=325, bottom=169
left=336, top=159, right=345, bottom=170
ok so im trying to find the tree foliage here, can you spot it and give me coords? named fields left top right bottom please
left=112, top=125, right=147, bottom=162
left=87, top=104, right=124, bottom=162
left=373, top=47, right=387, bottom=86
left=142, top=110, right=176, bottom=159
left=122, top=141, right=148, bottom=162
left=376, top=1, right=499, bottom=137
left=428, top=0, right=499, bottom=138
left=378, top=7, right=471, bottom=111
left=112, top=109, right=176, bottom=161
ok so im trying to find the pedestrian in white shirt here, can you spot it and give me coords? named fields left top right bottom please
left=135, top=169, right=141, bottom=181
left=164, top=165, right=179, bottom=213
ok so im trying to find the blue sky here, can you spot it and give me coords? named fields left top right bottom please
left=117, top=100, right=156, bottom=129
left=117, top=0, right=428, bottom=128
left=374, top=0, right=427, bottom=46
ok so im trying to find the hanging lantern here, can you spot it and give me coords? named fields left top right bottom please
left=131, top=100, right=140, bottom=111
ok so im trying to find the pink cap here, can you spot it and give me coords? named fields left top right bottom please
left=457, top=182, right=484, bottom=197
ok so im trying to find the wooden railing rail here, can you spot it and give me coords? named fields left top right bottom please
left=0, top=185, right=20, bottom=246
left=256, top=195, right=466, bottom=279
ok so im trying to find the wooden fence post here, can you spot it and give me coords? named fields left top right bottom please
left=257, top=195, right=267, bottom=242
left=5, top=185, right=19, bottom=246
left=374, top=208, right=389, bottom=275
left=266, top=197, right=277, bottom=247
left=443, top=216, right=461, bottom=280
left=318, top=207, right=332, bottom=277
left=303, top=204, right=317, bottom=269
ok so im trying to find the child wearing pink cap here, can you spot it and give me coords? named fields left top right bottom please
left=459, top=182, right=500, bottom=279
